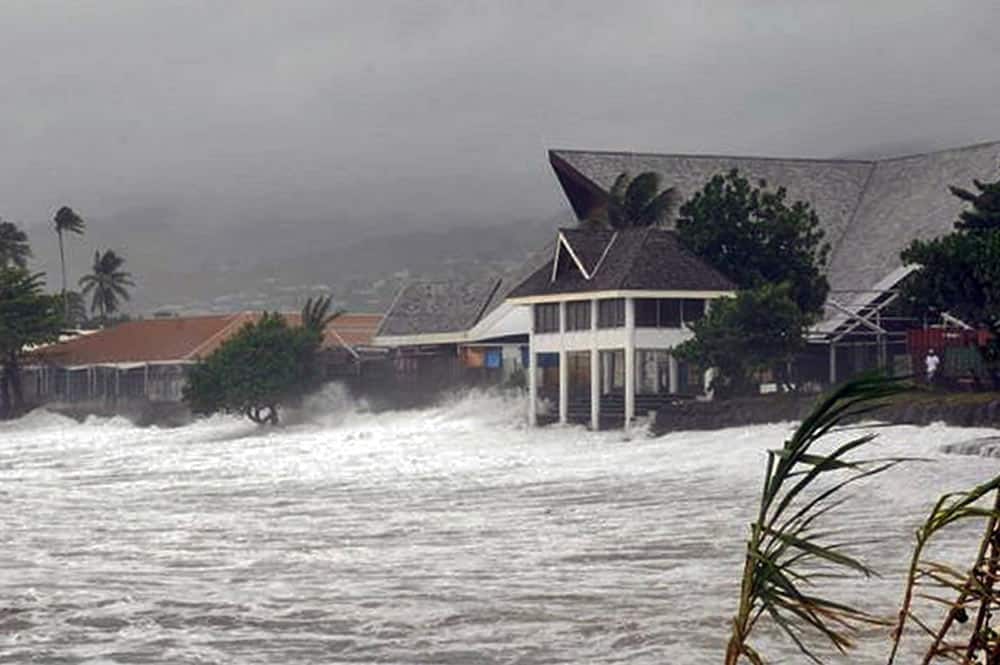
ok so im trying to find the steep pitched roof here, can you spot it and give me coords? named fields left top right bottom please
left=376, top=277, right=503, bottom=337
left=376, top=240, right=555, bottom=339
left=550, top=142, right=1000, bottom=310
left=35, top=312, right=383, bottom=366
left=507, top=228, right=736, bottom=299
left=559, top=228, right=616, bottom=276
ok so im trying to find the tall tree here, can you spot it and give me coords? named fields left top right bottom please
left=587, top=171, right=679, bottom=229
left=53, top=206, right=85, bottom=315
left=78, top=249, right=134, bottom=325
left=0, top=268, right=63, bottom=419
left=184, top=313, right=322, bottom=425
left=901, top=174, right=1000, bottom=325
left=675, top=283, right=808, bottom=398
left=0, top=220, right=32, bottom=270
left=951, top=178, right=1000, bottom=230
left=677, top=168, right=830, bottom=319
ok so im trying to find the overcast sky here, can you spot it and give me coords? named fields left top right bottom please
left=2, top=1, right=999, bottom=248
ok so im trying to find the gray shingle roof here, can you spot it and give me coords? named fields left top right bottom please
left=377, top=240, right=555, bottom=338
left=550, top=142, right=1000, bottom=305
left=377, top=277, right=501, bottom=337
left=507, top=228, right=736, bottom=299
left=560, top=228, right=615, bottom=275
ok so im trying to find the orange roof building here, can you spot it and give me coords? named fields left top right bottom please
left=35, top=312, right=384, bottom=367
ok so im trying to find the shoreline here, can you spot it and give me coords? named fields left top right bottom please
left=652, top=390, right=1000, bottom=435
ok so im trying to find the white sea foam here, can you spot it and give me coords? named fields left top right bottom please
left=0, top=387, right=997, bottom=663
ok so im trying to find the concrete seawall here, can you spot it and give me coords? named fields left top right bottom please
left=653, top=392, right=1000, bottom=435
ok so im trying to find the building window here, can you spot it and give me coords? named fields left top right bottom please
left=636, top=349, right=671, bottom=394
left=658, top=298, right=682, bottom=328
left=683, top=298, right=706, bottom=324
left=600, top=349, right=625, bottom=394
left=597, top=298, right=625, bottom=328
left=565, top=300, right=591, bottom=331
left=635, top=298, right=658, bottom=327
left=534, top=303, right=560, bottom=333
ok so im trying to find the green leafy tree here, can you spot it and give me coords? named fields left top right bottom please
left=677, top=169, right=830, bottom=319
left=901, top=175, right=1000, bottom=325
left=675, top=284, right=808, bottom=398
left=183, top=313, right=322, bottom=425
left=0, top=220, right=31, bottom=269
left=951, top=178, right=1000, bottom=230
left=78, top=249, right=135, bottom=325
left=0, top=268, right=64, bottom=419
left=53, top=206, right=85, bottom=310
left=587, top=171, right=679, bottom=229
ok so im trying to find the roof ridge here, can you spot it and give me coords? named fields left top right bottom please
left=551, top=140, right=1000, bottom=166
left=550, top=147, right=875, bottom=166
left=871, top=139, right=1000, bottom=163
left=825, top=162, right=878, bottom=266
left=184, top=312, right=251, bottom=360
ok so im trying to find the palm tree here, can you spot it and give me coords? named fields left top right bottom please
left=0, top=220, right=31, bottom=269
left=301, top=295, right=342, bottom=336
left=78, top=249, right=134, bottom=325
left=53, top=206, right=85, bottom=314
left=588, top=171, right=679, bottom=229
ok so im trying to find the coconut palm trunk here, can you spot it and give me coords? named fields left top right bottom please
left=57, top=229, right=68, bottom=317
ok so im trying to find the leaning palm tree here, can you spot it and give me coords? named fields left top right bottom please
left=588, top=171, right=679, bottom=229
left=53, top=206, right=85, bottom=314
left=78, top=249, right=134, bottom=326
left=0, top=220, right=31, bottom=269
left=301, top=295, right=342, bottom=336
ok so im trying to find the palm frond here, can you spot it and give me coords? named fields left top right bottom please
left=887, top=473, right=1000, bottom=663
left=54, top=206, right=85, bottom=235
left=726, top=374, right=912, bottom=665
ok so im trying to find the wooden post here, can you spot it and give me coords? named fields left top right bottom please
left=558, top=302, right=568, bottom=425
left=624, top=297, right=635, bottom=428
left=527, top=334, right=537, bottom=426
left=590, top=299, right=600, bottom=430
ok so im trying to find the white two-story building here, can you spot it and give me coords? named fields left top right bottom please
left=506, top=227, right=736, bottom=428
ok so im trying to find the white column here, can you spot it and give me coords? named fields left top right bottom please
left=668, top=354, right=679, bottom=394
left=624, top=297, right=635, bottom=428
left=590, top=299, right=600, bottom=430
left=558, top=301, right=568, bottom=424
left=528, top=334, right=537, bottom=426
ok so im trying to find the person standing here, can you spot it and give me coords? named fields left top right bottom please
left=925, top=348, right=941, bottom=386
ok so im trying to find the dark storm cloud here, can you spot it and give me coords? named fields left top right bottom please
left=1, top=1, right=998, bottom=270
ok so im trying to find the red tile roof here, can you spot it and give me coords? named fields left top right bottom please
left=35, top=312, right=383, bottom=366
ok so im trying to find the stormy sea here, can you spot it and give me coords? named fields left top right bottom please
left=1, top=386, right=996, bottom=664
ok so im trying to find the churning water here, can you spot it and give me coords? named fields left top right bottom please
left=1, top=386, right=997, bottom=664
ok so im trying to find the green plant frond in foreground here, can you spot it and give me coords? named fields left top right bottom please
left=726, top=374, right=913, bottom=665
left=887, top=472, right=1000, bottom=663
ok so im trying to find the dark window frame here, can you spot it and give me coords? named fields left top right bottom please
left=534, top=303, right=560, bottom=333
left=565, top=300, right=591, bottom=331
left=597, top=298, right=625, bottom=329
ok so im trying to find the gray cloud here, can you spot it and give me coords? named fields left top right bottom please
left=1, top=0, right=998, bottom=291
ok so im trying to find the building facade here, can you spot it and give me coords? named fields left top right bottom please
left=506, top=227, right=736, bottom=428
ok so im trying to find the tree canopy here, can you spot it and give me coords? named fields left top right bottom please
left=0, top=268, right=64, bottom=418
left=675, top=283, right=807, bottom=398
left=0, top=220, right=31, bottom=270
left=586, top=171, right=679, bottom=230
left=183, top=313, right=323, bottom=425
left=951, top=178, right=1000, bottom=231
left=901, top=174, right=1000, bottom=326
left=676, top=169, right=830, bottom=319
